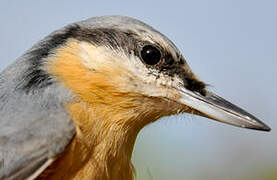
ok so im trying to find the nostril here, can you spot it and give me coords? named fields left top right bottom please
left=199, top=88, right=207, bottom=96
left=184, top=78, right=207, bottom=96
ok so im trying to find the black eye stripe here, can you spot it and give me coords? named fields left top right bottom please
left=140, top=45, right=161, bottom=65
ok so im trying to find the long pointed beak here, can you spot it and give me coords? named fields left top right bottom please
left=177, top=87, right=271, bottom=131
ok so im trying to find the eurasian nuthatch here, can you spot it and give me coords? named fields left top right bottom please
left=0, top=16, right=270, bottom=180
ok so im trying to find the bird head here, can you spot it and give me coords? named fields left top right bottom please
left=42, top=16, right=270, bottom=134
left=1, top=16, right=271, bottom=180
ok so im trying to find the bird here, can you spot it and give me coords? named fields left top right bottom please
left=0, top=15, right=270, bottom=180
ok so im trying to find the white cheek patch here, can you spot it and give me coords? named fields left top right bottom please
left=78, top=41, right=152, bottom=79
left=78, top=41, right=182, bottom=100
left=79, top=42, right=141, bottom=73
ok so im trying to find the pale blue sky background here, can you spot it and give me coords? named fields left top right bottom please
left=0, top=1, right=276, bottom=179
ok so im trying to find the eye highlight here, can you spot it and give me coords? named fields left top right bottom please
left=140, top=45, right=161, bottom=65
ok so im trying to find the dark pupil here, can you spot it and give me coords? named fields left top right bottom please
left=141, top=45, right=161, bottom=65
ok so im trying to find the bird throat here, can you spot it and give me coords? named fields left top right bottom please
left=39, top=94, right=183, bottom=180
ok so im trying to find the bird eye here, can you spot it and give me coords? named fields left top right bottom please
left=140, top=45, right=161, bottom=65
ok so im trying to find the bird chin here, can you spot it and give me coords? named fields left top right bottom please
left=174, top=87, right=271, bottom=131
